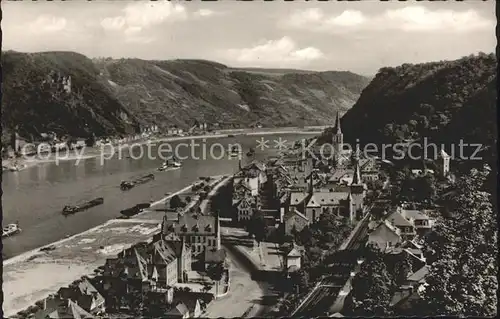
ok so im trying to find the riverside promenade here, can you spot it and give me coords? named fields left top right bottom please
left=2, top=176, right=225, bottom=317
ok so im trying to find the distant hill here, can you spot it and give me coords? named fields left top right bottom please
left=340, top=53, right=497, bottom=156
left=1, top=51, right=370, bottom=142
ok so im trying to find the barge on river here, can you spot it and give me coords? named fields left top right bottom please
left=62, top=197, right=104, bottom=216
left=2, top=222, right=21, bottom=238
left=120, top=173, right=155, bottom=190
left=120, top=203, right=152, bottom=217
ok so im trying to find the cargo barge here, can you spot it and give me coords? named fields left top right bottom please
left=120, top=174, right=155, bottom=190
left=120, top=203, right=152, bottom=217
left=62, top=197, right=104, bottom=216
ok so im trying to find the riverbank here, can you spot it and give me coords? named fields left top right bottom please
left=2, top=179, right=202, bottom=317
left=2, top=175, right=231, bottom=317
left=1, top=127, right=321, bottom=173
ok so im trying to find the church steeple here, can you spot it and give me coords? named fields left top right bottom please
left=352, top=160, right=362, bottom=185
left=238, top=158, right=242, bottom=171
left=308, top=174, right=314, bottom=195
left=335, top=111, right=342, bottom=134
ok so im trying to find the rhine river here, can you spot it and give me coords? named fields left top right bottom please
left=2, top=133, right=311, bottom=259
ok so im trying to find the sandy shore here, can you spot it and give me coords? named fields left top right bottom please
left=2, top=176, right=230, bottom=317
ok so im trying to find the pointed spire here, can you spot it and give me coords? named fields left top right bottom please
left=352, top=160, right=361, bottom=185
left=238, top=158, right=242, bottom=171
left=355, top=143, right=361, bottom=160
left=308, top=174, right=314, bottom=194
left=335, top=111, right=342, bottom=134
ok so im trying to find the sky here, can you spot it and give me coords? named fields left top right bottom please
left=2, top=0, right=496, bottom=75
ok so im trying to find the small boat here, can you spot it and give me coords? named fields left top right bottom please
left=9, top=164, right=26, bottom=172
left=227, top=134, right=235, bottom=138
left=120, top=173, right=155, bottom=190
left=246, top=148, right=255, bottom=157
left=158, top=158, right=182, bottom=171
left=2, top=222, right=21, bottom=238
left=63, top=197, right=104, bottom=215
left=229, top=145, right=242, bottom=157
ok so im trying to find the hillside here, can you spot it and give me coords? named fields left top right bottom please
left=1, top=51, right=370, bottom=141
left=339, top=53, right=497, bottom=154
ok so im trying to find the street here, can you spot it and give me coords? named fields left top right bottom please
left=202, top=244, right=271, bottom=318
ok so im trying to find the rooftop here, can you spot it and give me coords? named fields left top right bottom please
left=163, top=214, right=217, bottom=236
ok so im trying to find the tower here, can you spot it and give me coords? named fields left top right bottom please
left=332, top=111, right=344, bottom=167
left=308, top=174, right=314, bottom=194
left=238, top=158, right=242, bottom=171
left=215, top=210, right=221, bottom=250
left=350, top=160, right=365, bottom=222
left=440, top=149, right=450, bottom=176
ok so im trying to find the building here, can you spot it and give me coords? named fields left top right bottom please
left=57, top=276, right=105, bottom=315
left=162, top=213, right=221, bottom=256
left=367, top=220, right=403, bottom=250
left=233, top=160, right=267, bottom=196
left=283, top=244, right=302, bottom=271
left=397, top=208, right=435, bottom=236
left=390, top=265, right=430, bottom=313
left=151, top=238, right=184, bottom=286
left=438, top=149, right=451, bottom=176
left=283, top=209, right=309, bottom=235
left=288, top=173, right=363, bottom=224
left=162, top=234, right=193, bottom=283
left=233, top=194, right=257, bottom=223
left=166, top=302, right=190, bottom=318
left=385, top=210, right=417, bottom=241
left=45, top=299, right=94, bottom=319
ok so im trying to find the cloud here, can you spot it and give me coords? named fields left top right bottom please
left=281, top=6, right=493, bottom=33
left=385, top=6, right=492, bottom=32
left=224, top=37, right=324, bottom=67
left=29, top=15, right=68, bottom=33
left=100, top=2, right=187, bottom=33
left=193, top=9, right=216, bottom=18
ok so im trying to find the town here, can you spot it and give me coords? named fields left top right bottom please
left=11, top=112, right=476, bottom=319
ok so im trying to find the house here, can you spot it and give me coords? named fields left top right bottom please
left=390, top=265, right=430, bottom=313
left=283, top=244, right=302, bottom=271
left=289, top=172, right=363, bottom=224
left=163, top=234, right=193, bottom=283
left=385, top=210, right=417, bottom=241
left=283, top=209, right=309, bottom=235
left=174, top=291, right=214, bottom=316
left=367, top=220, right=403, bottom=250
left=202, top=248, right=227, bottom=271
left=151, top=238, right=181, bottom=286
left=45, top=299, right=94, bottom=319
left=57, top=276, right=105, bottom=314
left=162, top=213, right=221, bottom=256
left=166, top=302, right=190, bottom=318
left=233, top=195, right=256, bottom=223
left=398, top=208, right=435, bottom=236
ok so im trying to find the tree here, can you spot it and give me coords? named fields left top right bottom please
left=290, top=269, right=309, bottom=293
left=346, top=250, right=394, bottom=316
left=421, top=165, right=497, bottom=316
left=247, top=211, right=267, bottom=244
left=392, top=253, right=413, bottom=286
left=169, top=195, right=184, bottom=210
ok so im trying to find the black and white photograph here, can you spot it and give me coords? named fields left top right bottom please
left=0, top=0, right=497, bottom=318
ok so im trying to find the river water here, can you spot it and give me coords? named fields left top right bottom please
left=1, top=133, right=310, bottom=259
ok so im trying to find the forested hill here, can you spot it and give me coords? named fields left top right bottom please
left=340, top=53, right=497, bottom=154
left=1, top=50, right=370, bottom=143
